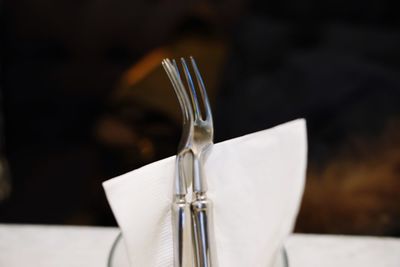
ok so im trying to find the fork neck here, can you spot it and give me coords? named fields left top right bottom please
left=192, top=155, right=208, bottom=195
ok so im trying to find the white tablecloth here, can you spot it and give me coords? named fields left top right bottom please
left=0, top=224, right=399, bottom=267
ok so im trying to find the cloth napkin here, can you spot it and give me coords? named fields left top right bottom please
left=103, top=119, right=307, bottom=267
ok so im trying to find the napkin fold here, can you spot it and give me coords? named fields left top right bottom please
left=103, top=119, right=307, bottom=267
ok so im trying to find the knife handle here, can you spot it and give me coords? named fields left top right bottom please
left=191, top=195, right=218, bottom=267
left=172, top=196, right=193, bottom=267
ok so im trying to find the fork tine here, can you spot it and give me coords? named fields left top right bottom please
left=171, top=59, right=190, bottom=122
left=172, top=59, right=181, bottom=80
left=190, top=56, right=212, bottom=122
left=170, top=59, right=194, bottom=123
left=181, top=57, right=201, bottom=120
left=162, top=59, right=192, bottom=123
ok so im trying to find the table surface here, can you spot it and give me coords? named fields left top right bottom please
left=0, top=224, right=399, bottom=267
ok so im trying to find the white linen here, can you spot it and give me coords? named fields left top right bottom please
left=103, top=119, right=307, bottom=267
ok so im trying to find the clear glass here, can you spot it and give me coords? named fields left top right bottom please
left=108, top=233, right=289, bottom=267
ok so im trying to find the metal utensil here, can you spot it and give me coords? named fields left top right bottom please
left=162, top=57, right=217, bottom=267
left=163, top=58, right=194, bottom=267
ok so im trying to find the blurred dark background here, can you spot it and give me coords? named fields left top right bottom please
left=1, top=0, right=399, bottom=236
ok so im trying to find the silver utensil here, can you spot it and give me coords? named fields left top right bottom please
left=162, top=57, right=217, bottom=267
left=163, top=58, right=194, bottom=267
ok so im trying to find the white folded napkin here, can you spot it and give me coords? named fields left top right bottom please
left=103, top=119, right=307, bottom=267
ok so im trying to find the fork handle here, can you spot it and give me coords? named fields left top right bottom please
left=172, top=196, right=193, bottom=267
left=191, top=195, right=218, bottom=267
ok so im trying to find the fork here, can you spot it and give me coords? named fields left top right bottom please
left=162, top=57, right=217, bottom=267
left=163, top=58, right=194, bottom=267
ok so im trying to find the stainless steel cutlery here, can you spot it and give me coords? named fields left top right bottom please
left=162, top=57, right=217, bottom=267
